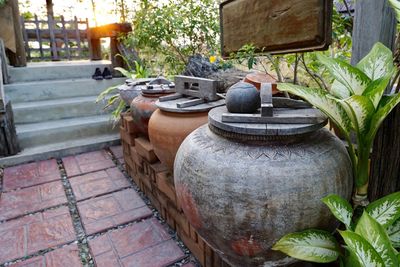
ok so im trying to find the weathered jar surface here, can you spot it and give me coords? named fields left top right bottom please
left=174, top=107, right=353, bottom=267
left=130, top=92, right=164, bottom=138
left=148, top=109, right=208, bottom=170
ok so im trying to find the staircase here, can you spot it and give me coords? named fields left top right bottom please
left=0, top=60, right=125, bottom=166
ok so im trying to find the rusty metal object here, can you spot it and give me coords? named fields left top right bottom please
left=220, top=0, right=333, bottom=56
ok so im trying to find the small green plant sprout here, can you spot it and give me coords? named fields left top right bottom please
left=272, top=192, right=400, bottom=266
left=277, top=42, right=399, bottom=204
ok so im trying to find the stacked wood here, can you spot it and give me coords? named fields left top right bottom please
left=120, top=112, right=230, bottom=267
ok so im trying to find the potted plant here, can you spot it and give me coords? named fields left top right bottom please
left=278, top=42, right=399, bottom=206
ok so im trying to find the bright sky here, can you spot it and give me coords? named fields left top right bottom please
left=19, top=0, right=139, bottom=26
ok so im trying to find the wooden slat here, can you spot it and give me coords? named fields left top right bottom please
left=88, top=23, right=132, bottom=39
left=47, top=14, right=59, bottom=60
left=34, top=15, right=44, bottom=59
left=60, top=16, right=70, bottom=60
left=74, top=16, right=82, bottom=57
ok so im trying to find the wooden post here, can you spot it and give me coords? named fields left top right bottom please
left=0, top=39, right=9, bottom=84
left=351, top=0, right=399, bottom=200
left=8, top=0, right=27, bottom=67
left=20, top=16, right=30, bottom=60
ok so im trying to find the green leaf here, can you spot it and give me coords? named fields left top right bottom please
left=277, top=83, right=351, bottom=136
left=331, top=79, right=351, bottom=99
left=322, top=194, right=353, bottom=229
left=363, top=76, right=392, bottom=109
left=367, top=93, right=400, bottom=144
left=317, top=53, right=371, bottom=95
left=355, top=211, right=399, bottom=266
left=389, top=0, right=400, bottom=21
left=114, top=67, right=134, bottom=79
left=356, top=42, right=395, bottom=81
left=339, top=230, right=385, bottom=267
left=366, top=192, right=400, bottom=227
left=387, top=218, right=400, bottom=248
left=272, top=230, right=340, bottom=263
left=338, top=95, right=375, bottom=135
left=96, top=85, right=119, bottom=102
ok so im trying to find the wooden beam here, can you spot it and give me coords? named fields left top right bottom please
left=351, top=0, right=399, bottom=200
left=8, top=0, right=26, bottom=67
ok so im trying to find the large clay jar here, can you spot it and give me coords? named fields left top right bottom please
left=174, top=106, right=353, bottom=267
left=148, top=98, right=225, bottom=171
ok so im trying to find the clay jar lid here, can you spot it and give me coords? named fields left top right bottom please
left=244, top=72, right=279, bottom=94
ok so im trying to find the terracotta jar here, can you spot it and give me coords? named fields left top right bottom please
left=244, top=72, right=279, bottom=94
left=130, top=78, right=175, bottom=138
left=174, top=106, right=353, bottom=267
left=148, top=97, right=225, bottom=171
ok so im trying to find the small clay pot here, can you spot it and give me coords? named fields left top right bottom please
left=226, top=82, right=260, bottom=113
left=244, top=72, right=279, bottom=94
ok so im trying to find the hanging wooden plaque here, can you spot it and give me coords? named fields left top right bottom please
left=220, top=0, right=333, bottom=56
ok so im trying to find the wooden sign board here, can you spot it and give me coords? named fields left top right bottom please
left=220, top=0, right=333, bottom=56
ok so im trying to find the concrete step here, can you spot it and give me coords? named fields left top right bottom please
left=12, top=95, right=113, bottom=124
left=17, top=115, right=118, bottom=149
left=5, top=77, right=126, bottom=103
left=0, top=134, right=120, bottom=167
left=8, top=60, right=115, bottom=82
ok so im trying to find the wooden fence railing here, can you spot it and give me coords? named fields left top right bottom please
left=20, top=15, right=89, bottom=61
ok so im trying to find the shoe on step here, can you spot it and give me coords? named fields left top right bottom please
left=102, top=67, right=113, bottom=79
left=92, top=68, right=103, bottom=80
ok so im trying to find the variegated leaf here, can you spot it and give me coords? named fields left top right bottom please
left=355, top=212, right=399, bottom=266
left=389, top=0, right=400, bottom=21
left=363, top=76, right=392, bottom=109
left=338, top=95, right=375, bottom=135
left=272, top=230, right=340, bottom=263
left=322, top=194, right=353, bottom=229
left=356, top=42, right=395, bottom=81
left=277, top=83, right=351, bottom=135
left=317, top=54, right=371, bottom=95
left=367, top=93, right=400, bottom=147
left=387, top=218, right=400, bottom=248
left=114, top=67, right=134, bottom=79
left=340, top=230, right=385, bottom=267
left=331, top=79, right=352, bottom=99
left=366, top=192, right=400, bottom=227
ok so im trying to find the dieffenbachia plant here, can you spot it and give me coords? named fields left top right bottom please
left=273, top=192, right=400, bottom=266
left=277, top=42, right=398, bottom=202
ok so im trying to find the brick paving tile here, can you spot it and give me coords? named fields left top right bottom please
left=10, top=243, right=82, bottom=267
left=0, top=181, right=67, bottom=221
left=89, top=218, right=184, bottom=267
left=70, top=168, right=131, bottom=201
left=0, top=207, right=76, bottom=264
left=110, top=146, right=123, bottom=159
left=78, top=188, right=152, bottom=235
left=182, top=263, right=197, bottom=267
left=62, top=150, right=115, bottom=177
left=3, top=159, right=60, bottom=191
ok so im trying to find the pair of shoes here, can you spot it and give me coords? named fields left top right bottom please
left=92, top=67, right=113, bottom=80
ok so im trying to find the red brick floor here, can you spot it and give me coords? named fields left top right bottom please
left=89, top=218, right=185, bottom=267
left=70, top=167, right=130, bottom=201
left=110, top=145, right=125, bottom=166
left=78, top=188, right=152, bottom=235
left=0, top=180, right=67, bottom=221
left=0, top=147, right=191, bottom=266
left=10, top=243, right=82, bottom=267
left=62, top=150, right=115, bottom=177
left=3, top=159, right=60, bottom=191
left=0, top=207, right=75, bottom=263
